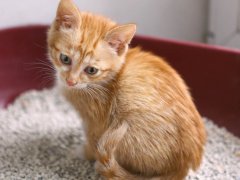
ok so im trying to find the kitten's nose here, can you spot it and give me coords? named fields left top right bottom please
left=66, top=78, right=77, bottom=86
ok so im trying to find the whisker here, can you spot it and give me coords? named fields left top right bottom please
left=87, top=84, right=110, bottom=102
left=90, top=84, right=111, bottom=97
left=25, top=58, right=54, bottom=67
left=33, top=70, right=56, bottom=87
left=31, top=63, right=55, bottom=71
left=86, top=87, right=95, bottom=102
left=32, top=60, right=55, bottom=71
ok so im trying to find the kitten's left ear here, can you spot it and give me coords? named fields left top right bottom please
left=104, top=24, right=136, bottom=55
left=56, top=0, right=81, bottom=29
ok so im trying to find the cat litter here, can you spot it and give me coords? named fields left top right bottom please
left=0, top=88, right=239, bottom=180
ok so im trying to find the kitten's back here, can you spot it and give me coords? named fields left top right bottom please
left=115, top=47, right=206, bottom=176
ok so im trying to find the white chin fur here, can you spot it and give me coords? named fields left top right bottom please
left=75, top=83, right=88, bottom=89
left=58, top=80, right=88, bottom=90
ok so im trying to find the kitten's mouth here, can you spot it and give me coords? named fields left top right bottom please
left=67, top=83, right=88, bottom=90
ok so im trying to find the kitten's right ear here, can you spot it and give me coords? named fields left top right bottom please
left=55, top=0, right=81, bottom=29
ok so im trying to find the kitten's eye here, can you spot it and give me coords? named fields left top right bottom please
left=60, top=53, right=72, bottom=65
left=84, top=66, right=99, bottom=75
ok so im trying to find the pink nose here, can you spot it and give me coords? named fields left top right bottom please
left=66, top=78, right=77, bottom=86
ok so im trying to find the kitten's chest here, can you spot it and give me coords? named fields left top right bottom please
left=64, top=89, right=111, bottom=133
left=77, top=97, right=112, bottom=144
left=75, top=100, right=107, bottom=122
left=77, top=94, right=110, bottom=119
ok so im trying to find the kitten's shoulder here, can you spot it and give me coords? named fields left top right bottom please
left=123, top=47, right=175, bottom=77
left=126, top=47, right=153, bottom=62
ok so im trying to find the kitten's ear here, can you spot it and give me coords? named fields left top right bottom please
left=56, top=0, right=81, bottom=29
left=104, top=24, right=136, bottom=55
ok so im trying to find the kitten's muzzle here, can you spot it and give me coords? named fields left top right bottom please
left=66, top=78, right=77, bottom=86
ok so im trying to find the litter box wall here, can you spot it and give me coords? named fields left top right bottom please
left=0, top=25, right=239, bottom=137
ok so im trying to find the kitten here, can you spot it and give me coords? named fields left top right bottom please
left=47, top=0, right=206, bottom=179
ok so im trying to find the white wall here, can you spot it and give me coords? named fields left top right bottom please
left=207, top=0, right=240, bottom=48
left=0, top=0, right=208, bottom=42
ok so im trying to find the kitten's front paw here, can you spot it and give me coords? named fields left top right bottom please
left=94, top=161, right=108, bottom=178
left=94, top=161, right=120, bottom=180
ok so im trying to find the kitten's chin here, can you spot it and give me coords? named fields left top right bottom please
left=61, top=83, right=88, bottom=90
left=75, top=83, right=88, bottom=89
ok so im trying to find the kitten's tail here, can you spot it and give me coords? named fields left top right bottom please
left=96, top=121, right=141, bottom=179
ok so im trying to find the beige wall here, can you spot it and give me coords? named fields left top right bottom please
left=0, top=0, right=208, bottom=42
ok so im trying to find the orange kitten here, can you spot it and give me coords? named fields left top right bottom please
left=47, top=0, right=206, bottom=179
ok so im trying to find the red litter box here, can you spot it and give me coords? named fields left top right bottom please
left=0, top=25, right=239, bottom=137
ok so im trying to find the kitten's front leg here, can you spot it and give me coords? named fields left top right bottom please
left=83, top=142, right=96, bottom=161
left=94, top=122, right=141, bottom=180
left=67, top=142, right=96, bottom=161
left=95, top=160, right=143, bottom=180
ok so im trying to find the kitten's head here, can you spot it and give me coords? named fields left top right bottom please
left=47, top=0, right=136, bottom=89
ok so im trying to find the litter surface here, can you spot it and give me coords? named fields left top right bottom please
left=0, top=88, right=239, bottom=180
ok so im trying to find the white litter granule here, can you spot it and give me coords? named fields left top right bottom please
left=0, top=88, right=239, bottom=180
